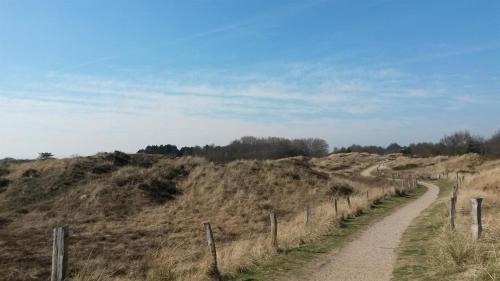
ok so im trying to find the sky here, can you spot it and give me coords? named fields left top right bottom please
left=1, top=0, right=499, bottom=159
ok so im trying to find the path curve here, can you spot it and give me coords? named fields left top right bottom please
left=291, top=180, right=439, bottom=281
left=360, top=163, right=379, bottom=177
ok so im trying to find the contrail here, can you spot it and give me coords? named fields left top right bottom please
left=50, top=0, right=329, bottom=74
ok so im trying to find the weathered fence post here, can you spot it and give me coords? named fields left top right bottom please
left=334, top=198, right=338, bottom=218
left=51, top=225, right=69, bottom=281
left=471, top=198, right=483, bottom=241
left=306, top=207, right=312, bottom=226
left=449, top=196, right=456, bottom=231
left=270, top=211, right=278, bottom=251
left=452, top=185, right=458, bottom=198
left=203, top=223, right=221, bottom=279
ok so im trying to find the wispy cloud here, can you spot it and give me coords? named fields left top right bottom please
left=4, top=62, right=444, bottom=123
left=383, top=43, right=500, bottom=67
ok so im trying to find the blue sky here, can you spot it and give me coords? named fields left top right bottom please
left=1, top=0, right=499, bottom=158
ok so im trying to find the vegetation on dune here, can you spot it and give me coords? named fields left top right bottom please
left=138, top=136, right=330, bottom=163
left=0, top=151, right=388, bottom=281
left=335, top=130, right=500, bottom=158
left=2, top=147, right=499, bottom=281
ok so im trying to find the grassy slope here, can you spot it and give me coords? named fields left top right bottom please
left=392, top=180, right=452, bottom=281
left=394, top=163, right=500, bottom=281
left=0, top=153, right=391, bottom=281
left=230, top=185, right=427, bottom=281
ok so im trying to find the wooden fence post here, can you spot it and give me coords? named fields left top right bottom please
left=306, top=207, right=312, bottom=226
left=270, top=211, right=278, bottom=251
left=471, top=198, right=483, bottom=241
left=334, top=198, right=338, bottom=218
left=51, top=225, right=69, bottom=281
left=449, top=196, right=456, bottom=231
left=203, top=223, right=221, bottom=279
left=452, top=185, right=458, bottom=198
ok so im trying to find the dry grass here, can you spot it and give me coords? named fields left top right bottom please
left=310, top=152, right=383, bottom=177
left=443, top=165, right=500, bottom=280
left=392, top=155, right=500, bottom=281
left=429, top=224, right=500, bottom=280
left=0, top=153, right=399, bottom=281
left=385, top=153, right=484, bottom=180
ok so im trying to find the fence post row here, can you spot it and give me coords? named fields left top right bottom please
left=51, top=225, right=69, bottom=281
left=50, top=172, right=480, bottom=281
left=471, top=198, right=483, bottom=241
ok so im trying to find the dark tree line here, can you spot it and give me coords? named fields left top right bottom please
left=138, top=136, right=330, bottom=163
left=334, top=130, right=500, bottom=158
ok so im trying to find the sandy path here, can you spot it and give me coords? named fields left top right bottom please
left=290, top=180, right=439, bottom=281
left=360, top=162, right=389, bottom=178
left=360, top=163, right=379, bottom=177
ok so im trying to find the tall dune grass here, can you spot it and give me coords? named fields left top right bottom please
left=431, top=165, right=500, bottom=280
left=142, top=187, right=398, bottom=281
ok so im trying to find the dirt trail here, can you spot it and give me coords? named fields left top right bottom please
left=360, top=163, right=378, bottom=177
left=360, top=161, right=389, bottom=178
left=290, top=167, right=439, bottom=281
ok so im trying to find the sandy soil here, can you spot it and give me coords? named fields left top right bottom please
left=289, top=178, right=439, bottom=281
